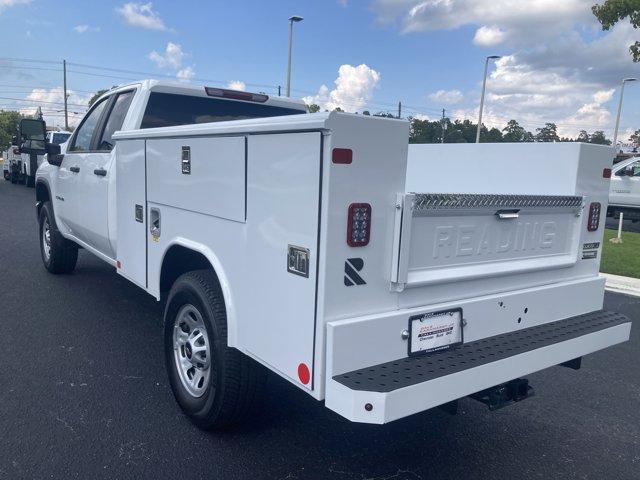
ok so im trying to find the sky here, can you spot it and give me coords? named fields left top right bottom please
left=0, top=0, right=639, bottom=141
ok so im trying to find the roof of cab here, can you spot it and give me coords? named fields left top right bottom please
left=98, top=79, right=307, bottom=112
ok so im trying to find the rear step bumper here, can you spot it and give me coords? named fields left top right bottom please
left=325, top=310, right=631, bottom=424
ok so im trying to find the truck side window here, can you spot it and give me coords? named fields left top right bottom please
left=140, top=92, right=305, bottom=129
left=98, top=91, right=135, bottom=151
left=69, top=98, right=109, bottom=152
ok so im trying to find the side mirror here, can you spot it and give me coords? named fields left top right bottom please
left=46, top=143, right=63, bottom=167
left=18, top=118, right=47, bottom=155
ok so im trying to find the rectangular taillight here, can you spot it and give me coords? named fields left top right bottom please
left=587, top=202, right=601, bottom=231
left=347, top=203, right=371, bottom=247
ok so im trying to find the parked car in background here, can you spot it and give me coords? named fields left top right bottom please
left=608, top=157, right=640, bottom=222
left=2, top=152, right=9, bottom=180
left=7, top=139, right=23, bottom=185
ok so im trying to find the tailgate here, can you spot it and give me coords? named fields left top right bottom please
left=391, top=193, right=584, bottom=291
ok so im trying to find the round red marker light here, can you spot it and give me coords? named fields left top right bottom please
left=297, top=363, right=310, bottom=385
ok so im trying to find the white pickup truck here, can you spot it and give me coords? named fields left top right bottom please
left=608, top=156, right=640, bottom=222
left=20, top=80, right=630, bottom=430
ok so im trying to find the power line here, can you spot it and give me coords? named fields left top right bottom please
left=0, top=96, right=88, bottom=108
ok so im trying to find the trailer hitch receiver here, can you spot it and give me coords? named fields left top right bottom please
left=470, top=378, right=534, bottom=411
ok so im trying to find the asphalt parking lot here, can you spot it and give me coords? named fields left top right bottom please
left=0, top=178, right=638, bottom=480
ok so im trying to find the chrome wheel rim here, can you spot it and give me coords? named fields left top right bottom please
left=173, top=304, right=211, bottom=398
left=42, top=218, right=51, bottom=261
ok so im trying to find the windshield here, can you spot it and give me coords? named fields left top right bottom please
left=51, top=133, right=71, bottom=145
left=141, top=92, right=306, bottom=129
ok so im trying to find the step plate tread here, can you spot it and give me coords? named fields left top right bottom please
left=333, top=310, right=629, bottom=393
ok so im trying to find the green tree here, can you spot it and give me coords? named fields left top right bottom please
left=484, top=127, right=504, bottom=143
left=307, top=104, right=320, bottom=113
left=592, top=1, right=640, bottom=61
left=589, top=130, right=612, bottom=145
left=88, top=89, right=109, bottom=107
left=629, top=129, right=640, bottom=143
left=0, top=110, right=25, bottom=150
left=577, top=130, right=590, bottom=142
left=362, top=110, right=371, bottom=116
left=409, top=117, right=445, bottom=143
left=535, top=123, right=560, bottom=142
left=502, top=119, right=533, bottom=142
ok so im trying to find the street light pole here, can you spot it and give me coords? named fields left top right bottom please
left=613, top=77, right=637, bottom=151
left=476, top=55, right=501, bottom=143
left=286, top=15, right=303, bottom=97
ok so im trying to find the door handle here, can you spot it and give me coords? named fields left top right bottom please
left=94, top=168, right=107, bottom=176
left=496, top=209, right=520, bottom=219
left=70, top=166, right=80, bottom=173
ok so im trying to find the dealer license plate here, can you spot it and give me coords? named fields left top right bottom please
left=409, top=308, right=463, bottom=356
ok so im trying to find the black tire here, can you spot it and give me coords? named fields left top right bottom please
left=39, top=201, right=78, bottom=274
left=3, top=171, right=8, bottom=181
left=10, top=171, right=17, bottom=184
left=164, top=270, right=266, bottom=430
left=26, top=175, right=35, bottom=188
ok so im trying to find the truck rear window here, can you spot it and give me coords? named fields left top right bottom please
left=140, top=92, right=305, bottom=129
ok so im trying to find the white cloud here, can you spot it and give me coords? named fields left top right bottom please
left=473, top=25, right=505, bottom=46
left=176, top=66, right=195, bottom=82
left=303, top=64, right=381, bottom=112
left=0, top=0, right=31, bottom=12
left=149, top=42, right=186, bottom=69
left=372, top=0, right=590, bottom=44
left=372, top=1, right=638, bottom=137
left=429, top=89, right=463, bottom=104
left=227, top=80, right=246, bottom=91
left=20, top=87, right=91, bottom=128
left=116, top=2, right=167, bottom=31
left=73, top=24, right=99, bottom=34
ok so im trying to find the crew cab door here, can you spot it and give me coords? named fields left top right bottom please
left=610, top=160, right=640, bottom=206
left=61, top=90, right=134, bottom=258
left=57, top=97, right=110, bottom=236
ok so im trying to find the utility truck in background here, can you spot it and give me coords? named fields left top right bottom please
left=19, top=79, right=630, bottom=430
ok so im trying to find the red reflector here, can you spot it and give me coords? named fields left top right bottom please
left=116, top=260, right=121, bottom=269
left=297, top=363, right=310, bottom=385
left=603, top=168, right=612, bottom=178
left=347, top=203, right=371, bottom=247
left=587, top=202, right=601, bottom=232
left=332, top=148, right=353, bottom=164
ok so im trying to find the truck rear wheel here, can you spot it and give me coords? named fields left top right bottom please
left=164, top=270, right=266, bottom=430
left=3, top=171, right=8, bottom=181
left=39, top=201, right=78, bottom=274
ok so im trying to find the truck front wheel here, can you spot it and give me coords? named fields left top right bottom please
left=164, top=270, right=266, bottom=430
left=39, top=201, right=78, bottom=274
